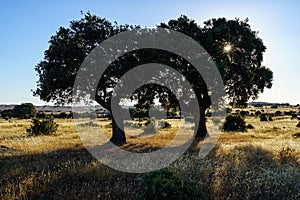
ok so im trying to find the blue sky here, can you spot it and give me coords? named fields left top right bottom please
left=0, top=0, right=299, bottom=105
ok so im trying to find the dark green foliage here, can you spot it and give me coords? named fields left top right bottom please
left=27, top=115, right=58, bottom=136
left=1, top=109, right=13, bottom=119
left=291, top=113, right=297, bottom=119
left=268, top=115, right=273, bottom=121
left=240, top=110, right=249, bottom=117
left=12, top=103, right=36, bottom=119
left=163, top=121, right=171, bottom=128
left=246, top=124, right=254, bottom=129
left=33, top=13, right=273, bottom=143
left=129, top=108, right=148, bottom=119
left=226, top=108, right=232, bottom=114
left=36, top=112, right=46, bottom=118
left=284, top=111, right=294, bottom=116
left=141, top=168, right=206, bottom=200
left=223, top=114, right=246, bottom=132
left=270, top=104, right=278, bottom=108
left=260, top=114, right=268, bottom=121
left=275, top=111, right=282, bottom=116
left=255, top=111, right=261, bottom=117
left=58, top=112, right=68, bottom=119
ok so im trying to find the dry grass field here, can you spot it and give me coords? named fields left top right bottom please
left=0, top=109, right=299, bottom=199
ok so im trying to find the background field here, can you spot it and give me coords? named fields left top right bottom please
left=0, top=107, right=299, bottom=199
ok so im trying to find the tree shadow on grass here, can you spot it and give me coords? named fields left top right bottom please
left=0, top=145, right=143, bottom=199
left=0, top=141, right=189, bottom=199
left=1, top=142, right=299, bottom=199
left=172, top=144, right=300, bottom=200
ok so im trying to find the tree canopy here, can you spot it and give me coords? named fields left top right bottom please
left=33, top=13, right=273, bottom=145
left=12, top=103, right=36, bottom=119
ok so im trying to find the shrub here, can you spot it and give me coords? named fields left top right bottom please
left=274, top=111, right=282, bottom=116
left=164, top=121, right=171, bottom=128
left=36, top=111, right=46, bottom=118
left=260, top=114, right=268, bottom=121
left=284, top=111, right=292, bottom=116
left=1, top=109, right=13, bottom=119
left=144, top=118, right=152, bottom=126
left=291, top=113, right=297, bottom=119
left=270, top=104, right=278, bottom=108
left=240, top=110, right=249, bottom=117
left=268, top=115, right=273, bottom=121
left=223, top=114, right=246, bottom=132
left=12, top=103, right=36, bottom=119
left=141, top=168, right=206, bottom=200
left=255, top=111, right=261, bottom=117
left=246, top=124, right=254, bottom=129
left=158, top=120, right=171, bottom=129
left=27, top=115, right=58, bottom=136
left=296, top=122, right=300, bottom=128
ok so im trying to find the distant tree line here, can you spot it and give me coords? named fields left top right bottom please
left=0, top=103, right=36, bottom=119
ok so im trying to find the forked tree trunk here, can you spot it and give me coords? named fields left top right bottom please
left=110, top=115, right=126, bottom=145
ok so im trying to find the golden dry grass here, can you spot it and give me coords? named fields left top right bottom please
left=0, top=113, right=299, bottom=199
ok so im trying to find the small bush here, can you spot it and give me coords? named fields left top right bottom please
left=223, top=115, right=246, bottom=132
left=164, top=121, right=171, bottom=128
left=274, top=111, right=282, bottom=116
left=240, top=110, right=249, bottom=117
left=142, top=118, right=151, bottom=126
left=284, top=111, right=292, bottom=116
left=291, top=113, right=297, bottom=119
left=255, top=111, right=261, bottom=117
left=268, top=115, right=273, bottom=121
left=296, top=122, right=300, bottom=128
left=260, top=114, right=268, bottom=121
left=27, top=115, right=58, bottom=136
left=141, top=168, right=206, bottom=200
left=12, top=103, right=36, bottom=119
left=246, top=124, right=254, bottom=129
left=158, top=120, right=171, bottom=129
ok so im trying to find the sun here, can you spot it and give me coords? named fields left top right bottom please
left=223, top=43, right=233, bottom=53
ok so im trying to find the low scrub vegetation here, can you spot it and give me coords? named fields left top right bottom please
left=141, top=168, right=206, bottom=200
left=223, top=114, right=246, bottom=132
left=27, top=115, right=58, bottom=136
left=1, top=113, right=299, bottom=199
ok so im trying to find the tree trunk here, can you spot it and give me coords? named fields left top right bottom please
left=195, top=107, right=208, bottom=138
left=188, top=106, right=208, bottom=152
left=110, top=115, right=126, bottom=146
